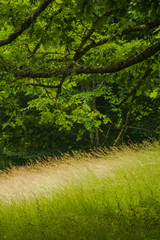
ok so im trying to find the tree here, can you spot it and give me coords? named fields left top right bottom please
left=0, top=0, right=160, bottom=162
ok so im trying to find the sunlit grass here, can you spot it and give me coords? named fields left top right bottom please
left=0, top=142, right=160, bottom=239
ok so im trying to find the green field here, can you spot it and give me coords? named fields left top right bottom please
left=0, top=142, right=160, bottom=240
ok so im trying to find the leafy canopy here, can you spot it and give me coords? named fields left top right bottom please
left=0, top=0, right=160, bottom=157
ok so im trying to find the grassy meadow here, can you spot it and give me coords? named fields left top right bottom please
left=0, top=142, right=160, bottom=240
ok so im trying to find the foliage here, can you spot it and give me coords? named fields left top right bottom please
left=0, top=0, right=160, bottom=162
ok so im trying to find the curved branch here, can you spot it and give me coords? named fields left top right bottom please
left=11, top=40, right=160, bottom=78
left=77, top=17, right=160, bottom=60
left=122, top=17, right=160, bottom=34
left=73, top=41, right=160, bottom=74
left=29, top=7, right=63, bottom=57
left=0, top=0, right=54, bottom=47
left=73, top=8, right=120, bottom=61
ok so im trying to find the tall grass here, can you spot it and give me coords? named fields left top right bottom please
left=0, top=142, right=160, bottom=240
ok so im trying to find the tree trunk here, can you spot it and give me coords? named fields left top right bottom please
left=114, top=89, right=136, bottom=146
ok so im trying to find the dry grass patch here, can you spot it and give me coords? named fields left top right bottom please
left=0, top=142, right=158, bottom=199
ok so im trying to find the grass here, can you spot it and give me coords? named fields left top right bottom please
left=0, top=142, right=160, bottom=240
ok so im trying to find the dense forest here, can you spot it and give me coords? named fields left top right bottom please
left=0, top=0, right=160, bottom=166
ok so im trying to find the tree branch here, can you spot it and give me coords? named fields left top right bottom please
left=114, top=91, right=134, bottom=108
left=10, top=40, right=160, bottom=78
left=113, top=66, right=152, bottom=146
left=29, top=7, right=63, bottom=57
left=123, top=17, right=160, bottom=34
left=73, top=8, right=120, bottom=61
left=77, top=17, right=160, bottom=60
left=73, top=29, right=95, bottom=61
left=113, top=67, right=151, bottom=108
left=0, top=0, right=54, bottom=47
left=54, top=75, right=66, bottom=105
left=114, top=89, right=137, bottom=146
